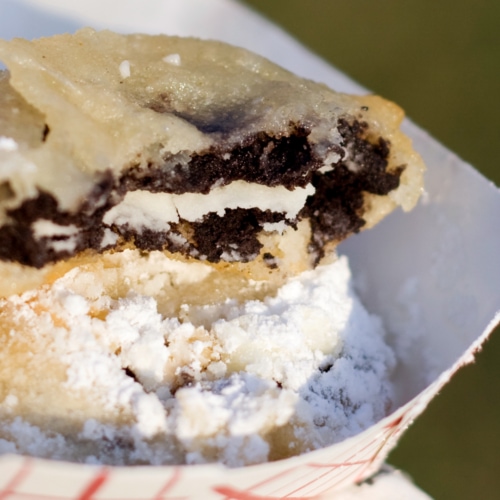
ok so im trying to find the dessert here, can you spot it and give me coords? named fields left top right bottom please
left=0, top=28, right=423, bottom=296
left=0, top=29, right=425, bottom=466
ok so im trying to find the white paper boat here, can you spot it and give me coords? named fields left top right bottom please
left=0, top=0, right=498, bottom=498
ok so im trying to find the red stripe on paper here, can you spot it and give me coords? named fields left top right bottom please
left=305, top=459, right=370, bottom=468
left=213, top=486, right=314, bottom=500
left=76, top=468, right=109, bottom=500
left=153, top=468, right=185, bottom=500
left=385, top=415, right=404, bottom=429
left=0, top=458, right=33, bottom=499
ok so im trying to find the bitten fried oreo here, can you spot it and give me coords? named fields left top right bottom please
left=0, top=29, right=424, bottom=297
left=0, top=29, right=426, bottom=467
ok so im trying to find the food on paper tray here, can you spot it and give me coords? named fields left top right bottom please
left=0, top=29, right=425, bottom=466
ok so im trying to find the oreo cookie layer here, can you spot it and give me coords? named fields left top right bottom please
left=0, top=118, right=401, bottom=268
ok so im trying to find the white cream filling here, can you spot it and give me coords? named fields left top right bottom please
left=262, top=221, right=287, bottom=234
left=103, top=180, right=315, bottom=232
left=103, top=191, right=178, bottom=232
left=31, top=220, right=80, bottom=254
left=49, top=238, right=78, bottom=253
left=100, top=228, right=119, bottom=249
left=32, top=220, right=79, bottom=239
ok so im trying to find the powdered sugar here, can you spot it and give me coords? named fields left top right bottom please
left=0, top=255, right=396, bottom=466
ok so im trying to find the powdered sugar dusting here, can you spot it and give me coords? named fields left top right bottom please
left=163, top=53, right=181, bottom=66
left=0, top=136, right=18, bottom=152
left=0, top=256, right=395, bottom=466
left=119, top=60, right=131, bottom=79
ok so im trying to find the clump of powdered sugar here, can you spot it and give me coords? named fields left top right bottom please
left=0, top=256, right=396, bottom=466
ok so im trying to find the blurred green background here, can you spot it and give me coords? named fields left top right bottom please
left=243, top=1, right=500, bottom=499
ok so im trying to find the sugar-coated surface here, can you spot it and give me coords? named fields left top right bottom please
left=0, top=255, right=395, bottom=466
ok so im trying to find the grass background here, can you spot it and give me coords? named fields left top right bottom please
left=242, top=1, right=500, bottom=499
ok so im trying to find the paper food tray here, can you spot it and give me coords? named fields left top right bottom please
left=0, top=0, right=498, bottom=498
